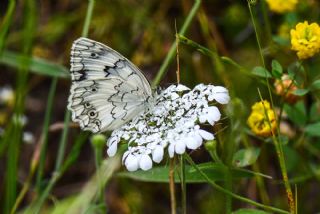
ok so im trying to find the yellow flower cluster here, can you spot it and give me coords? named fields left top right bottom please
left=266, top=0, right=297, bottom=13
left=247, top=100, right=277, bottom=137
left=291, top=21, right=320, bottom=59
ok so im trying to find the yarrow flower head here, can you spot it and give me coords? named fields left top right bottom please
left=266, top=0, right=298, bottom=13
left=290, top=21, right=320, bottom=59
left=247, top=100, right=277, bottom=137
left=106, top=84, right=230, bottom=171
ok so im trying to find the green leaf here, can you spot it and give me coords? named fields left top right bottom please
left=0, top=50, right=69, bottom=78
left=232, top=208, right=271, bottom=214
left=284, top=101, right=307, bottom=126
left=305, top=122, right=320, bottom=137
left=118, top=163, right=253, bottom=183
left=252, top=66, right=272, bottom=78
left=310, top=79, right=320, bottom=91
left=232, top=148, right=261, bottom=167
left=271, top=60, right=283, bottom=79
left=292, top=88, right=309, bottom=96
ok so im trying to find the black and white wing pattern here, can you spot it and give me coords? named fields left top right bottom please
left=68, top=37, right=153, bottom=133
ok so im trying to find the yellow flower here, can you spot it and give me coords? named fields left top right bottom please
left=290, top=21, right=320, bottom=59
left=266, top=0, right=298, bottom=13
left=247, top=100, right=277, bottom=137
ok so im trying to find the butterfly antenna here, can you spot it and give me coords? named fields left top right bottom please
left=175, top=20, right=180, bottom=84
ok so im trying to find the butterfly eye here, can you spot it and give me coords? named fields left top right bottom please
left=89, top=110, right=97, bottom=118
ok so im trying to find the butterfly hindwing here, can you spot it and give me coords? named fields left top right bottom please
left=68, top=37, right=152, bottom=133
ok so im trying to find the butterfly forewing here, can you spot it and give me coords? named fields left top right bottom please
left=68, top=37, right=152, bottom=133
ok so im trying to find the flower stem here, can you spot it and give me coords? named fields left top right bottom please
left=82, top=0, right=95, bottom=37
left=180, top=155, right=186, bottom=214
left=247, top=0, right=274, bottom=107
left=36, top=77, right=58, bottom=191
left=257, top=91, right=295, bottom=213
left=169, top=158, right=176, bottom=214
left=151, top=0, right=201, bottom=87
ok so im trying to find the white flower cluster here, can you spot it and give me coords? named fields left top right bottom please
left=107, top=84, right=230, bottom=171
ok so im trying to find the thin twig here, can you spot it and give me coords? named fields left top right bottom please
left=169, top=158, right=176, bottom=214
left=175, top=20, right=180, bottom=84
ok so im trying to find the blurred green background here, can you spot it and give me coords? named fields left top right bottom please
left=1, top=0, right=320, bottom=213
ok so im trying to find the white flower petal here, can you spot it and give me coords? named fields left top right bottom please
left=125, top=154, right=139, bottom=171
left=103, top=83, right=229, bottom=171
left=122, top=151, right=130, bottom=163
left=199, top=114, right=207, bottom=123
left=193, top=132, right=203, bottom=147
left=168, top=143, right=175, bottom=158
left=198, top=129, right=214, bottom=140
left=213, top=86, right=230, bottom=104
left=152, top=145, right=164, bottom=163
left=176, top=84, right=190, bottom=91
left=185, top=137, right=198, bottom=149
left=175, top=140, right=186, bottom=154
left=107, top=142, right=117, bottom=156
left=139, top=154, right=153, bottom=171
left=171, top=92, right=179, bottom=100
left=207, top=106, right=221, bottom=124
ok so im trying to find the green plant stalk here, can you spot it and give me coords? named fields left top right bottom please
left=26, top=132, right=88, bottom=214
left=36, top=77, right=58, bottom=191
left=180, top=155, right=186, bottom=214
left=272, top=136, right=295, bottom=213
left=4, top=123, right=22, bottom=214
left=247, top=0, right=274, bottom=108
left=10, top=154, right=37, bottom=214
left=197, top=9, right=229, bottom=88
left=151, top=0, right=201, bottom=87
left=177, top=35, right=252, bottom=78
left=82, top=0, right=95, bottom=37
left=54, top=110, right=71, bottom=171
left=27, top=171, right=61, bottom=214
left=94, top=145, right=105, bottom=208
left=169, top=158, right=176, bottom=214
left=249, top=2, right=294, bottom=209
left=4, top=0, right=36, bottom=212
left=0, top=0, right=16, bottom=53
left=54, top=0, right=95, bottom=182
left=184, top=154, right=290, bottom=214
left=28, top=0, right=96, bottom=211
left=11, top=78, right=57, bottom=213
left=257, top=91, right=295, bottom=213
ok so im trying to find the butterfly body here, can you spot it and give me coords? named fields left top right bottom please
left=68, top=38, right=153, bottom=133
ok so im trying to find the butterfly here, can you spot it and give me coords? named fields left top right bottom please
left=68, top=37, right=153, bottom=133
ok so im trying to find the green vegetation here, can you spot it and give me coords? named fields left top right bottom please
left=0, top=0, right=320, bottom=213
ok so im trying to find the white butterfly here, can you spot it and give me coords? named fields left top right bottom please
left=68, top=37, right=153, bottom=133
